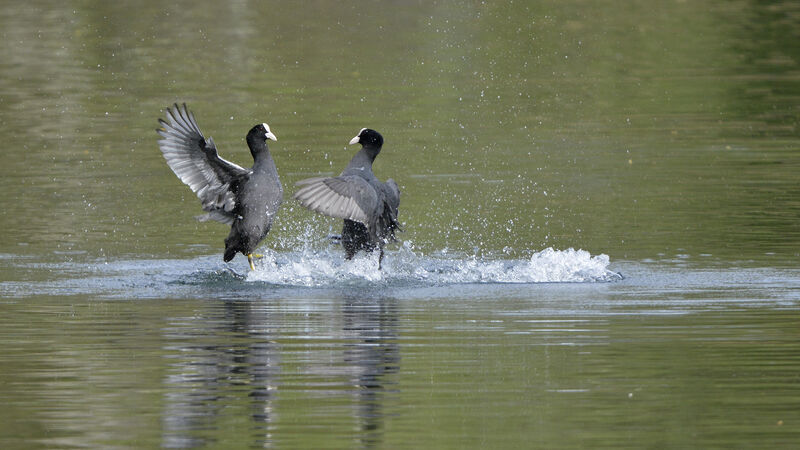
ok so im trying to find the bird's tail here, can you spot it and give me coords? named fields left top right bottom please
left=224, top=247, right=237, bottom=262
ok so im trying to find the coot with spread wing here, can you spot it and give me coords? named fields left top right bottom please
left=156, top=103, right=282, bottom=270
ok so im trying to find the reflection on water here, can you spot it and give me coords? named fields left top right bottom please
left=161, top=296, right=398, bottom=448
left=0, top=263, right=799, bottom=447
left=0, top=259, right=799, bottom=447
left=342, top=298, right=400, bottom=448
left=161, top=300, right=281, bottom=447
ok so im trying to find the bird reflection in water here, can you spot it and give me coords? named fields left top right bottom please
left=341, top=296, right=400, bottom=448
left=161, top=300, right=279, bottom=448
left=160, top=295, right=399, bottom=448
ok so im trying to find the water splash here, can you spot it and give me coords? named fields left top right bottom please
left=246, top=246, right=621, bottom=286
left=0, top=246, right=621, bottom=300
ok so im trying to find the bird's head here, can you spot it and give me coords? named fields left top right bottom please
left=247, top=123, right=277, bottom=155
left=349, top=128, right=383, bottom=148
left=248, top=123, right=277, bottom=143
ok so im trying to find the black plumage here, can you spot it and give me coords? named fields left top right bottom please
left=293, top=128, right=400, bottom=267
left=156, top=103, right=282, bottom=270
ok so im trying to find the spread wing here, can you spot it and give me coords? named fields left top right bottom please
left=156, top=103, right=250, bottom=225
left=292, top=176, right=378, bottom=224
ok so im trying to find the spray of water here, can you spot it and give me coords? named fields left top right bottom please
left=245, top=241, right=620, bottom=286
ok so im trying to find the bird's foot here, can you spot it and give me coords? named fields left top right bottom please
left=247, top=254, right=256, bottom=271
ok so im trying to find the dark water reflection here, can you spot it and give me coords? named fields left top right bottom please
left=341, top=297, right=400, bottom=448
left=161, top=300, right=281, bottom=448
left=161, top=296, right=399, bottom=448
left=0, top=260, right=799, bottom=447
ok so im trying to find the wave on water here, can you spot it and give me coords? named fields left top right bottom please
left=245, top=246, right=622, bottom=286
left=0, top=246, right=621, bottom=300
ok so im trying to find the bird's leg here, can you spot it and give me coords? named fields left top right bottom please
left=378, top=249, right=384, bottom=270
left=247, top=254, right=256, bottom=271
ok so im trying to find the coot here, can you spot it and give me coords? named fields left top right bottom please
left=157, top=103, right=282, bottom=270
left=293, top=128, right=400, bottom=268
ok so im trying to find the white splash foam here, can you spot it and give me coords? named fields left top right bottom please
left=245, top=246, right=620, bottom=286
left=246, top=250, right=384, bottom=285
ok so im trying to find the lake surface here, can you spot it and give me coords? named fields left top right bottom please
left=1, top=1, right=799, bottom=448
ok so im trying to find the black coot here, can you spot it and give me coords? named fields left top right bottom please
left=157, top=103, right=282, bottom=270
left=293, top=128, right=400, bottom=268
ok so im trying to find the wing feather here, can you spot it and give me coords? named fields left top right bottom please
left=156, top=103, right=250, bottom=224
left=292, top=176, right=378, bottom=224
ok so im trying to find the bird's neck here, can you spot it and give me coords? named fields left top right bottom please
left=249, top=141, right=276, bottom=171
left=346, top=146, right=380, bottom=170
